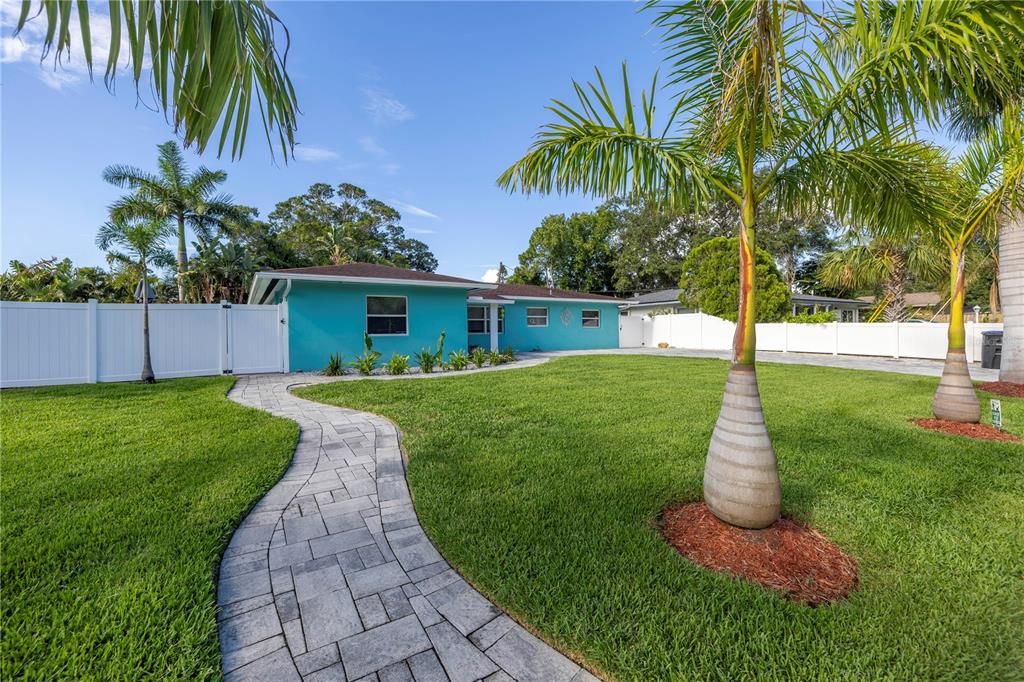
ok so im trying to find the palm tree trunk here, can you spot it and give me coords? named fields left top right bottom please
left=703, top=178, right=781, bottom=530
left=882, top=251, right=907, bottom=322
left=932, top=244, right=979, bottom=422
left=141, top=263, right=156, bottom=384
left=176, top=214, right=188, bottom=302
left=999, top=210, right=1024, bottom=383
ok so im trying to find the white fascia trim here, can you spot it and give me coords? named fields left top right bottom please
left=501, top=295, right=620, bottom=304
left=467, top=297, right=513, bottom=305
left=251, top=271, right=497, bottom=291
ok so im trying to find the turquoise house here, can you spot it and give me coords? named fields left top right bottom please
left=248, top=263, right=621, bottom=371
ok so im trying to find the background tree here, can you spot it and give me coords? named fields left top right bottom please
left=0, top=258, right=113, bottom=302
left=496, top=262, right=509, bottom=284
left=96, top=219, right=174, bottom=383
left=16, top=1, right=298, bottom=159
left=678, top=237, right=791, bottom=322
left=499, top=0, right=1019, bottom=529
left=105, top=141, right=242, bottom=302
left=270, top=183, right=438, bottom=271
left=509, top=210, right=617, bottom=292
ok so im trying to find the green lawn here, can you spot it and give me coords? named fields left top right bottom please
left=1, top=377, right=297, bottom=680
left=298, top=356, right=1024, bottom=681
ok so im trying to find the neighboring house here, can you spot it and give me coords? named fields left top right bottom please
left=791, top=294, right=871, bottom=322
left=247, top=263, right=621, bottom=371
left=620, top=289, right=694, bottom=317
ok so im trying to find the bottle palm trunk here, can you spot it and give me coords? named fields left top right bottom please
left=703, top=191, right=781, bottom=530
left=141, top=265, right=156, bottom=384
left=932, top=245, right=979, bottom=421
left=998, top=210, right=1024, bottom=384
left=176, top=215, right=188, bottom=303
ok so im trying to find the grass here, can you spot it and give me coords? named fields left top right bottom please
left=298, top=356, right=1024, bottom=681
left=1, top=377, right=297, bottom=680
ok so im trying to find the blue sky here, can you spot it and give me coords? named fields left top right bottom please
left=1, top=1, right=667, bottom=282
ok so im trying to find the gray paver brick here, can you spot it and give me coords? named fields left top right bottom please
left=284, top=515, right=328, bottom=544
left=220, top=603, right=281, bottom=653
left=378, top=661, right=415, bottom=682
left=347, top=561, right=410, bottom=599
left=299, top=588, right=363, bottom=650
left=305, top=661, right=348, bottom=682
left=225, top=647, right=301, bottom=682
left=355, top=594, right=390, bottom=629
left=484, top=628, right=580, bottom=682
left=294, top=643, right=340, bottom=676
left=380, top=586, right=414, bottom=619
left=337, top=615, right=431, bottom=680
left=406, top=649, right=449, bottom=682
left=310, top=527, right=376, bottom=558
left=426, top=622, right=499, bottom=682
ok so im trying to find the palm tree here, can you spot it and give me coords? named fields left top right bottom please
left=96, top=218, right=174, bottom=383
left=929, top=122, right=1024, bottom=420
left=820, top=233, right=945, bottom=321
left=499, top=0, right=1023, bottom=529
left=14, top=1, right=297, bottom=159
left=104, top=141, right=241, bottom=302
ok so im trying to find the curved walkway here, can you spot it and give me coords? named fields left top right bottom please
left=218, top=373, right=597, bottom=682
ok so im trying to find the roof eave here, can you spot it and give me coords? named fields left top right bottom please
left=251, top=271, right=497, bottom=291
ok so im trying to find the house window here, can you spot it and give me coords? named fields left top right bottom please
left=582, top=309, right=600, bottom=328
left=468, top=305, right=503, bottom=334
left=366, top=296, right=407, bottom=335
left=526, top=307, right=548, bottom=327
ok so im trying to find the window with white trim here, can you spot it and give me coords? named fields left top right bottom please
left=526, top=307, right=548, bottom=327
left=366, top=296, right=407, bottom=335
left=582, top=309, right=601, bottom=328
left=468, top=305, right=503, bottom=334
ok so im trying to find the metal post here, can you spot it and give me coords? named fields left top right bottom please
left=489, top=303, right=499, bottom=352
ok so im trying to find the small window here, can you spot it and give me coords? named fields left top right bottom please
left=526, top=307, right=548, bottom=327
left=367, top=296, right=407, bottom=335
left=582, top=309, right=600, bottom=328
left=468, top=306, right=504, bottom=334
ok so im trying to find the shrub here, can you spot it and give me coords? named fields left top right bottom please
left=488, top=350, right=504, bottom=366
left=500, top=347, right=516, bottom=363
left=471, top=347, right=487, bottom=368
left=448, top=350, right=469, bottom=371
left=415, top=348, right=437, bottom=373
left=350, top=333, right=381, bottom=376
left=787, top=310, right=837, bottom=323
left=324, top=353, right=344, bottom=376
left=385, top=353, right=410, bottom=375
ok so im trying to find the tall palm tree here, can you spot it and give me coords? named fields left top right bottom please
left=14, top=1, right=298, bottom=159
left=929, top=122, right=1024, bottom=420
left=499, top=0, right=1024, bottom=529
left=104, top=141, right=241, bottom=302
left=96, top=218, right=174, bottom=383
left=820, top=233, right=945, bottom=321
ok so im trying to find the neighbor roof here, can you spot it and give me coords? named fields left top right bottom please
left=248, top=263, right=495, bottom=304
left=858, top=292, right=941, bottom=308
left=466, top=283, right=621, bottom=303
left=792, top=293, right=870, bottom=307
left=624, top=288, right=687, bottom=306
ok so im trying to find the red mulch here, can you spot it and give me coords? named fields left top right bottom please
left=913, top=418, right=1019, bottom=442
left=978, top=381, right=1024, bottom=399
left=660, top=502, right=857, bottom=606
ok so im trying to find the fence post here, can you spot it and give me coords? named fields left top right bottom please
left=833, top=321, right=839, bottom=355
left=893, top=321, right=900, bottom=359
left=219, top=300, right=231, bottom=374
left=782, top=321, right=788, bottom=352
left=966, top=321, right=975, bottom=363
left=698, top=312, right=704, bottom=350
left=86, top=298, right=98, bottom=383
left=279, top=302, right=290, bottom=373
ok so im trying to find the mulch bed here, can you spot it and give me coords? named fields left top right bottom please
left=978, top=381, right=1024, bottom=399
left=913, top=418, right=1019, bottom=442
left=660, top=502, right=857, bottom=606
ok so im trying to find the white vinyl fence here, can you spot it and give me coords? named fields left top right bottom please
left=620, top=312, right=1000, bottom=363
left=1, top=300, right=285, bottom=388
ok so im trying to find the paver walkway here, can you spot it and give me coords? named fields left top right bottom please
left=219, top=373, right=597, bottom=682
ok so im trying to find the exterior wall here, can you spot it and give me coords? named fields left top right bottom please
left=286, top=280, right=469, bottom=370
left=498, top=301, right=620, bottom=351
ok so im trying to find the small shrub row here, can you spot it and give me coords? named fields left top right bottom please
left=323, top=335, right=517, bottom=376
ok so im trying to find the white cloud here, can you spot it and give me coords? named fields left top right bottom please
left=358, top=136, right=388, bottom=158
left=293, top=145, right=339, bottom=162
left=481, top=268, right=499, bottom=283
left=391, top=201, right=439, bottom=219
left=362, top=87, right=414, bottom=124
left=407, top=227, right=435, bottom=235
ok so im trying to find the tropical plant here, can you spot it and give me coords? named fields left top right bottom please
left=470, top=347, right=487, bottom=369
left=15, top=1, right=298, bottom=158
left=414, top=348, right=437, bottom=374
left=819, top=233, right=946, bottom=322
left=501, top=347, right=517, bottom=363
left=385, top=353, right=410, bottom=376
left=183, top=237, right=261, bottom=303
left=498, top=0, right=1023, bottom=528
left=96, top=218, right=174, bottom=383
left=447, top=350, right=469, bottom=371
left=487, top=350, right=504, bottom=367
left=786, top=310, right=836, bottom=324
left=104, top=141, right=243, bottom=302
left=678, top=237, right=791, bottom=322
left=0, top=258, right=121, bottom=302
left=324, top=353, right=344, bottom=376
left=350, top=333, right=381, bottom=376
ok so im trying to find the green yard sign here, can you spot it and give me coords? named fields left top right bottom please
left=991, top=399, right=1002, bottom=431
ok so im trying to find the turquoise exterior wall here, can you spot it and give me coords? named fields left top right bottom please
left=285, top=280, right=469, bottom=371
left=472, top=301, right=620, bottom=352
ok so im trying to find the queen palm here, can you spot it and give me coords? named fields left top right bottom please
left=500, top=0, right=1023, bottom=529
left=104, top=141, right=241, bottom=302
left=96, top=218, right=174, bottom=383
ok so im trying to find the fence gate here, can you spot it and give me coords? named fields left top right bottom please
left=618, top=315, right=647, bottom=348
left=225, top=303, right=285, bottom=374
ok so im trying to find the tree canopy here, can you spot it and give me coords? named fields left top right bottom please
left=678, top=237, right=791, bottom=322
left=508, top=209, right=617, bottom=292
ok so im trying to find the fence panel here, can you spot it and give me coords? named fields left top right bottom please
left=0, top=302, right=91, bottom=387
left=230, top=304, right=284, bottom=374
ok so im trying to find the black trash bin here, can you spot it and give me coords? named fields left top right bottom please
left=981, top=330, right=1002, bottom=369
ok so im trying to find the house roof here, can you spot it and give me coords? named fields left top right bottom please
left=624, top=288, right=686, bottom=306
left=466, top=283, right=621, bottom=303
left=792, top=293, right=870, bottom=307
left=858, top=292, right=941, bottom=308
left=248, top=262, right=495, bottom=304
